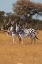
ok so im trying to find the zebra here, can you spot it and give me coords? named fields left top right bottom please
left=6, top=25, right=20, bottom=43
left=6, top=26, right=16, bottom=43
left=15, top=23, right=39, bottom=44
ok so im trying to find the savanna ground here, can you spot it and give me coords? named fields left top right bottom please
left=0, top=30, right=42, bottom=64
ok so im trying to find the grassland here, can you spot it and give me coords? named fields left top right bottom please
left=0, top=30, right=42, bottom=64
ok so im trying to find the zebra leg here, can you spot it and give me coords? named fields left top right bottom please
left=30, top=37, right=33, bottom=44
left=12, top=34, right=16, bottom=44
left=33, top=37, right=36, bottom=44
left=13, top=37, right=16, bottom=44
left=18, top=37, right=23, bottom=44
left=18, top=36, right=21, bottom=43
left=13, top=38, right=15, bottom=44
left=21, top=37, right=24, bottom=44
left=33, top=35, right=39, bottom=44
left=12, top=36, right=15, bottom=44
left=22, top=40, right=23, bottom=44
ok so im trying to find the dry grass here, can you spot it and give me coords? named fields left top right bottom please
left=0, top=30, right=42, bottom=64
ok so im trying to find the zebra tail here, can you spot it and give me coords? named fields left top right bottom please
left=35, top=35, right=39, bottom=40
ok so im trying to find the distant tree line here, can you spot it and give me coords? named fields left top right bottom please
left=0, top=0, right=42, bottom=30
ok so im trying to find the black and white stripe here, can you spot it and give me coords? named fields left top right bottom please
left=16, top=24, right=39, bottom=44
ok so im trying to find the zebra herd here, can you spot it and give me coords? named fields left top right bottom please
left=5, top=23, right=39, bottom=44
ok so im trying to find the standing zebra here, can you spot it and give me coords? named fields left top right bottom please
left=15, top=23, right=39, bottom=44
left=6, top=25, right=16, bottom=43
left=6, top=25, right=20, bottom=43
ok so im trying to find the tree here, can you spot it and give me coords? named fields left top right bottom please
left=12, top=0, right=42, bottom=23
left=0, top=11, right=5, bottom=16
left=0, top=11, right=5, bottom=23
